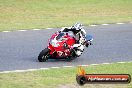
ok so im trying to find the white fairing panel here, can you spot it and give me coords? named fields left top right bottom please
left=73, top=44, right=81, bottom=47
left=73, top=44, right=85, bottom=56
left=79, top=45, right=85, bottom=51
left=76, top=51, right=82, bottom=56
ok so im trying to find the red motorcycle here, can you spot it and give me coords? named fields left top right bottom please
left=38, top=31, right=93, bottom=62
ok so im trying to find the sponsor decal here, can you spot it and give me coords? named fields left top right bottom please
left=76, top=66, right=131, bottom=85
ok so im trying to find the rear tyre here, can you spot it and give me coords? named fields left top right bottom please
left=38, top=48, right=49, bottom=62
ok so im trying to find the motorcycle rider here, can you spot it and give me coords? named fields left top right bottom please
left=59, top=23, right=88, bottom=56
left=60, top=23, right=86, bottom=43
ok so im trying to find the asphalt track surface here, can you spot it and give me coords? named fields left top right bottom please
left=0, top=23, right=132, bottom=71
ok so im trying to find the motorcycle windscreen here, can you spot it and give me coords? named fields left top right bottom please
left=86, top=35, right=93, bottom=41
left=56, top=32, right=65, bottom=41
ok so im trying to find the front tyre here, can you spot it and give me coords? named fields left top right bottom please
left=38, top=48, right=49, bottom=62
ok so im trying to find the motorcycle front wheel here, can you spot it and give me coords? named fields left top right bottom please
left=38, top=48, right=49, bottom=62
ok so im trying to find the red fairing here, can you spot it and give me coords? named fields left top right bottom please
left=47, top=32, right=76, bottom=57
left=49, top=32, right=58, bottom=41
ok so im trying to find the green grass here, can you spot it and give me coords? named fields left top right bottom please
left=0, top=62, right=132, bottom=88
left=0, top=0, right=132, bottom=31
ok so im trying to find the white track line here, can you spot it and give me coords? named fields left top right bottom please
left=90, top=64, right=99, bottom=66
left=27, top=69, right=38, bottom=71
left=2, top=31, right=10, bottom=32
left=79, top=65, right=89, bottom=66
left=12, top=70, right=27, bottom=73
left=33, top=29, right=41, bottom=31
left=51, top=67, right=60, bottom=69
left=0, top=71, right=11, bottom=73
left=18, top=30, right=27, bottom=32
left=40, top=68, right=49, bottom=70
left=0, top=68, right=49, bottom=73
left=0, top=61, right=132, bottom=73
left=89, top=25, right=97, bottom=27
left=102, top=24, right=109, bottom=25
left=46, top=28, right=53, bottom=29
left=1, top=22, right=131, bottom=33
left=102, top=63, right=112, bottom=65
left=127, top=61, right=132, bottom=63
left=116, top=23, right=124, bottom=24
left=63, top=66, right=74, bottom=68
left=117, top=62, right=126, bottom=64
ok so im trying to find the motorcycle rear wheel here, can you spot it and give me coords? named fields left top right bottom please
left=38, top=48, right=49, bottom=62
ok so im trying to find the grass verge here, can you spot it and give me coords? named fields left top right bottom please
left=0, top=0, right=132, bottom=31
left=0, top=62, right=132, bottom=88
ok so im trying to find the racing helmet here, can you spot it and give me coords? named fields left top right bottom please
left=71, top=23, right=82, bottom=30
